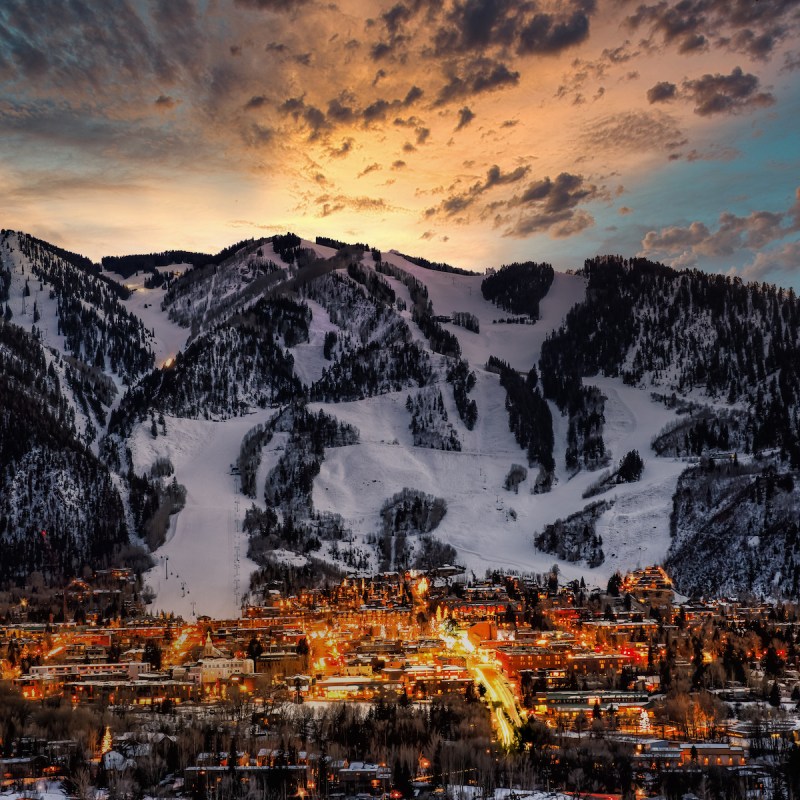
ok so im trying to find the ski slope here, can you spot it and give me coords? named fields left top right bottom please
left=132, top=412, right=273, bottom=620
left=382, top=251, right=586, bottom=371
left=27, top=236, right=685, bottom=612
left=116, top=268, right=193, bottom=368
left=131, top=248, right=690, bottom=612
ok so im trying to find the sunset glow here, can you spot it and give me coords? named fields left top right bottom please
left=0, top=0, right=798, bottom=281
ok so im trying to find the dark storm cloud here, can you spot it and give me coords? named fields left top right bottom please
left=517, top=4, right=595, bottom=55
left=155, top=94, right=179, bottom=109
left=646, top=81, right=677, bottom=103
left=0, top=0, right=190, bottom=93
left=435, top=59, right=519, bottom=104
left=279, top=97, right=329, bottom=138
left=244, top=95, right=269, bottom=110
left=455, top=106, right=475, bottom=130
left=425, top=164, right=532, bottom=217
left=514, top=172, right=598, bottom=213
left=428, top=0, right=596, bottom=57
left=624, top=0, right=798, bottom=60
left=497, top=172, right=602, bottom=238
left=234, top=0, right=311, bottom=10
left=683, top=67, right=774, bottom=116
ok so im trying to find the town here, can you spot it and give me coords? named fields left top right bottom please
left=2, top=564, right=799, bottom=800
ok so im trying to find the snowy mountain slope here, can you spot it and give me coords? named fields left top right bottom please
left=382, top=251, right=585, bottom=372
left=129, top=413, right=270, bottom=619
left=289, top=297, right=338, bottom=387
left=583, top=378, right=685, bottom=573
left=115, top=268, right=193, bottom=369
left=7, top=230, right=800, bottom=611
left=307, top=374, right=684, bottom=592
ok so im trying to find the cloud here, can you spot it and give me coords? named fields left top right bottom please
left=314, top=193, right=392, bottom=217
left=429, top=0, right=596, bottom=58
left=580, top=110, right=687, bottom=154
left=517, top=5, right=594, bottom=55
left=403, top=85, right=424, bottom=105
left=154, top=94, right=179, bottom=110
left=427, top=163, right=532, bottom=217
left=647, top=81, right=677, bottom=104
left=244, top=95, right=269, bottom=110
left=357, top=162, right=381, bottom=177
left=241, top=122, right=274, bottom=146
left=683, top=144, right=739, bottom=162
left=783, top=51, right=800, bottom=72
left=641, top=188, right=800, bottom=262
left=504, top=207, right=595, bottom=238
left=742, top=240, right=800, bottom=280
left=280, top=87, right=425, bottom=137
left=435, top=59, right=519, bottom=105
left=455, top=106, right=475, bottom=130
left=625, top=0, right=798, bottom=60
left=328, top=138, right=354, bottom=158
left=502, top=172, right=602, bottom=238
left=424, top=165, right=600, bottom=240
left=514, top=172, right=599, bottom=213
left=682, top=67, right=774, bottom=116
left=327, top=97, right=356, bottom=124
left=234, top=0, right=310, bottom=10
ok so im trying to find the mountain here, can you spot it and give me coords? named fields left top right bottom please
left=2, top=229, right=799, bottom=617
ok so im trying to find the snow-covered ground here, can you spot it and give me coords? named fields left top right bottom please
left=0, top=780, right=67, bottom=800
left=132, top=412, right=274, bottom=620
left=312, top=375, right=684, bottom=586
left=290, top=297, right=338, bottom=388
left=295, top=254, right=684, bottom=585
left=382, top=251, right=585, bottom=371
left=131, top=248, right=690, bottom=611
left=2, top=231, right=692, bottom=613
left=116, top=270, right=192, bottom=368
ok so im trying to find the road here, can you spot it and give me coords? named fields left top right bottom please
left=438, top=627, right=525, bottom=747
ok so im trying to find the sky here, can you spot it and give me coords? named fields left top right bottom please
left=0, top=0, right=799, bottom=283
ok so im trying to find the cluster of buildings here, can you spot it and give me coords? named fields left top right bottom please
left=3, top=564, right=798, bottom=794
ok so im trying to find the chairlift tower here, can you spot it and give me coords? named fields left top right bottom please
left=232, top=498, right=241, bottom=613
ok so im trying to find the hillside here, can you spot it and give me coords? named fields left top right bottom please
left=2, top=232, right=800, bottom=616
